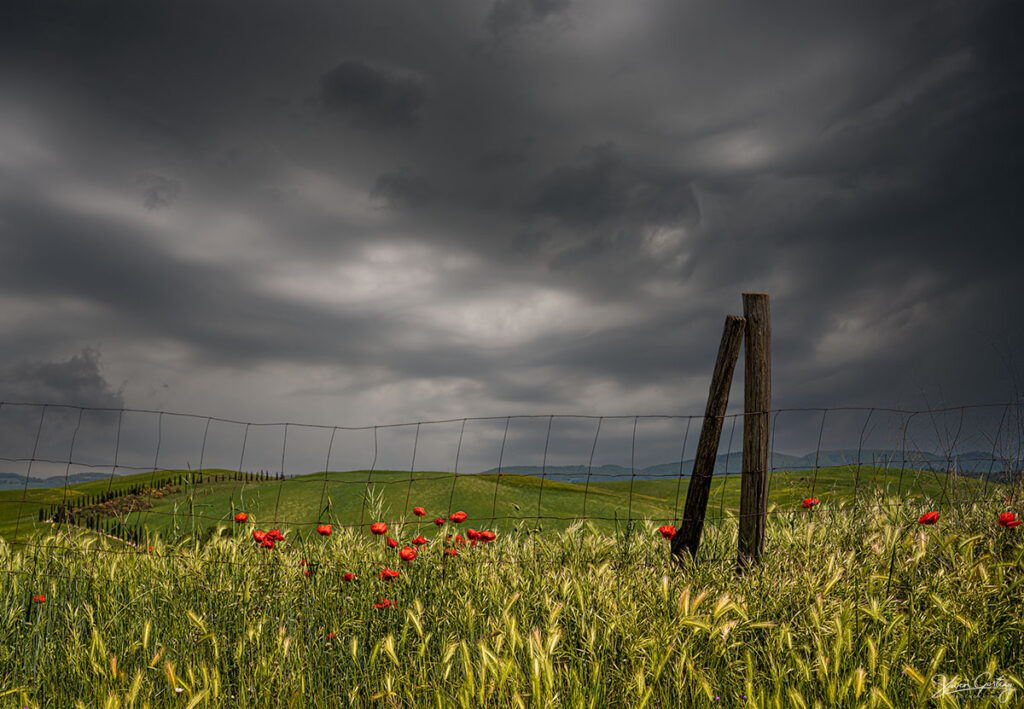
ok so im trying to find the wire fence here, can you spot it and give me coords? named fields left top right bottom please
left=1, top=399, right=1021, bottom=577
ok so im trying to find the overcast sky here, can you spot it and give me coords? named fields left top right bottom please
left=2, top=1, right=1023, bottom=478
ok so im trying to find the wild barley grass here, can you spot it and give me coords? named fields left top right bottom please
left=1, top=491, right=1022, bottom=708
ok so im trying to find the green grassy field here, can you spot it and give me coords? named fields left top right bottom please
left=1, top=482, right=1021, bottom=707
left=0, top=464, right=1005, bottom=545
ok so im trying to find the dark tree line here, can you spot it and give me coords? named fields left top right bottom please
left=37, top=469, right=283, bottom=526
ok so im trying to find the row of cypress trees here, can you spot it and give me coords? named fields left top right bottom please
left=37, top=469, right=283, bottom=524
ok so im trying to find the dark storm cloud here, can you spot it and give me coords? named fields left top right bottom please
left=0, top=195, right=421, bottom=370
left=370, top=168, right=438, bottom=210
left=485, top=0, right=572, bottom=37
left=137, top=174, right=181, bottom=210
left=471, top=141, right=532, bottom=173
left=318, top=60, right=425, bottom=132
left=0, top=0, right=1022, bottom=478
left=0, top=350, right=123, bottom=409
left=0, top=351, right=126, bottom=473
left=530, top=142, right=700, bottom=231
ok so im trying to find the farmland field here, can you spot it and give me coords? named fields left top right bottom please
left=0, top=464, right=1002, bottom=544
left=1, top=467, right=1021, bottom=707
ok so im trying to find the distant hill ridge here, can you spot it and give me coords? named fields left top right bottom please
left=0, top=471, right=112, bottom=490
left=478, top=448, right=1016, bottom=483
left=1, top=448, right=1015, bottom=489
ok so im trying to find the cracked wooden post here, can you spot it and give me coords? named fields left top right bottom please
left=671, top=314, right=745, bottom=564
left=738, top=292, right=771, bottom=573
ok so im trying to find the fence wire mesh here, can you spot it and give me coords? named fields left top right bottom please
left=1, top=399, right=1020, bottom=575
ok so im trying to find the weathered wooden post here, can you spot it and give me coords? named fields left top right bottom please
left=671, top=314, right=745, bottom=563
left=738, top=292, right=771, bottom=572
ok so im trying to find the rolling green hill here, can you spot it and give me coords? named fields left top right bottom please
left=0, top=464, right=1007, bottom=545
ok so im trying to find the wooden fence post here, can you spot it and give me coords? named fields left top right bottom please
left=738, top=292, right=771, bottom=572
left=671, top=314, right=745, bottom=563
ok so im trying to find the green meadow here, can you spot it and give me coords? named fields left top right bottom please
left=0, top=483, right=1021, bottom=707
left=0, top=464, right=1003, bottom=544
left=1, top=466, right=1019, bottom=707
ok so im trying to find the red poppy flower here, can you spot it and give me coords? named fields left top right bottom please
left=326, top=632, right=336, bottom=640
left=399, top=546, right=417, bottom=561
left=434, top=516, right=445, bottom=526
left=148, top=546, right=154, bottom=552
left=343, top=572, right=355, bottom=581
left=454, top=533, right=465, bottom=547
left=267, top=529, right=284, bottom=541
left=467, top=528, right=480, bottom=540
left=316, top=524, right=332, bottom=536
left=379, top=568, right=400, bottom=580
left=801, top=498, right=820, bottom=509
left=479, top=530, right=496, bottom=542
left=370, top=522, right=388, bottom=535
left=252, top=530, right=267, bottom=543
left=448, top=511, right=468, bottom=524
left=373, top=597, right=394, bottom=609
left=918, top=511, right=940, bottom=525
left=998, top=512, right=1022, bottom=528
left=658, top=525, right=675, bottom=539
left=412, top=534, right=428, bottom=546
left=32, top=594, right=45, bottom=603
left=386, top=536, right=398, bottom=548
left=261, top=537, right=275, bottom=549
left=412, top=507, right=426, bottom=516
left=445, top=547, right=458, bottom=556
left=234, top=512, right=249, bottom=523
left=304, top=568, right=314, bottom=577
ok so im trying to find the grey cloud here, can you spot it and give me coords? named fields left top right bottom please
left=318, top=60, right=425, bottom=131
left=0, top=351, right=125, bottom=470
left=137, top=174, right=181, bottom=210
left=485, top=0, right=571, bottom=37
left=472, top=144, right=531, bottom=173
left=370, top=168, right=438, bottom=210
left=529, top=142, right=700, bottom=231
left=0, top=350, right=123, bottom=409
left=1, top=0, right=1023, bottom=478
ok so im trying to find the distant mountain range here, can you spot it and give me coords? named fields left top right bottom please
left=0, top=471, right=112, bottom=490
left=478, top=449, right=1018, bottom=484
left=1, top=448, right=1016, bottom=489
